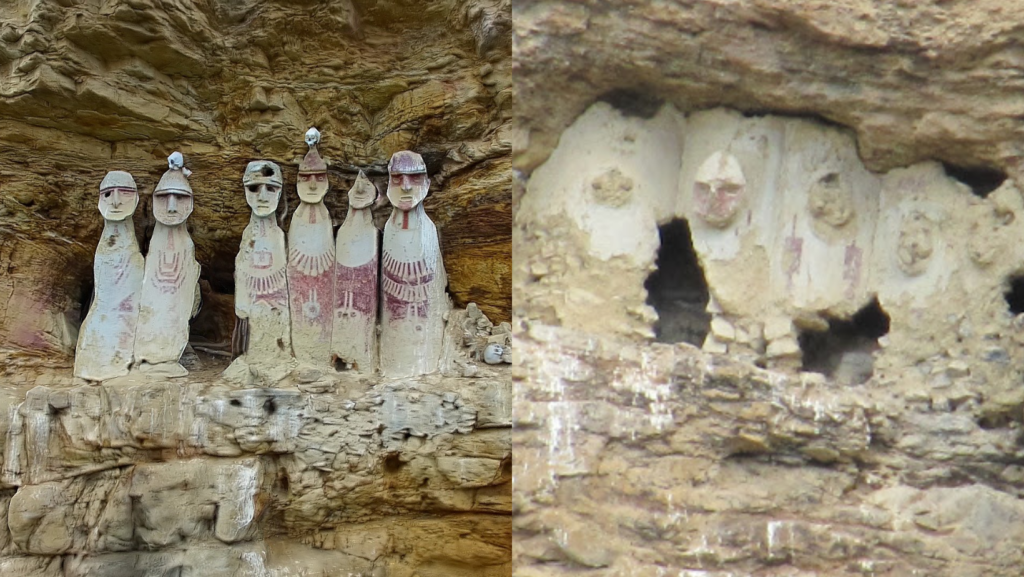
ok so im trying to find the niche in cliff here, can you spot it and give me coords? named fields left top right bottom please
left=1004, top=275, right=1024, bottom=316
left=799, top=299, right=890, bottom=385
left=645, top=219, right=710, bottom=346
left=597, top=88, right=665, bottom=120
left=942, top=162, right=1007, bottom=198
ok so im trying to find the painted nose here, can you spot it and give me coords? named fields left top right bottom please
left=401, top=176, right=413, bottom=192
left=167, top=195, right=178, bottom=212
left=111, top=190, right=122, bottom=208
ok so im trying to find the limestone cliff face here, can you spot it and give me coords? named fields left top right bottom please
left=0, top=1, right=511, bottom=575
left=0, top=371, right=511, bottom=576
left=515, top=2, right=1024, bottom=576
left=0, top=0, right=511, bottom=362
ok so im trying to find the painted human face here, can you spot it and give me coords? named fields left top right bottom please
left=297, top=172, right=329, bottom=203
left=245, top=182, right=281, bottom=217
left=152, top=191, right=193, bottom=226
left=348, top=179, right=377, bottom=209
left=98, top=186, right=138, bottom=221
left=693, top=152, right=745, bottom=228
left=386, top=172, right=429, bottom=212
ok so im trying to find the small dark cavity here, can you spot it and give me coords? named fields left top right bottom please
left=645, top=219, right=711, bottom=346
left=1005, top=275, right=1024, bottom=315
left=597, top=88, right=664, bottom=119
left=942, top=162, right=1006, bottom=198
left=383, top=453, right=404, bottom=473
left=799, top=299, right=890, bottom=385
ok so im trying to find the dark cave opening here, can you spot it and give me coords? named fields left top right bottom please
left=942, top=162, right=1007, bottom=198
left=645, top=219, right=711, bottom=346
left=799, top=299, right=890, bottom=385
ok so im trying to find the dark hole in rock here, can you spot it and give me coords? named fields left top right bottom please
left=189, top=279, right=235, bottom=350
left=264, top=398, right=276, bottom=415
left=645, top=219, right=710, bottom=346
left=799, top=298, right=890, bottom=385
left=75, top=276, right=94, bottom=330
left=275, top=470, right=290, bottom=496
left=942, top=162, right=1007, bottom=198
left=597, top=88, right=664, bottom=119
left=333, top=356, right=351, bottom=372
left=247, top=184, right=258, bottom=192
left=419, top=150, right=446, bottom=176
left=1005, top=275, right=1024, bottom=315
left=230, top=399, right=242, bottom=407
left=978, top=411, right=1017, bottom=430
left=261, top=166, right=274, bottom=177
left=740, top=109, right=847, bottom=131
left=383, top=453, right=404, bottom=473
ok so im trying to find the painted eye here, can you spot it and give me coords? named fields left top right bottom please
left=268, top=186, right=280, bottom=193
left=317, top=175, right=325, bottom=182
left=103, top=191, right=111, bottom=198
left=247, top=185, right=258, bottom=193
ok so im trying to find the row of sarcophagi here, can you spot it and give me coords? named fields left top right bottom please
left=74, top=128, right=449, bottom=382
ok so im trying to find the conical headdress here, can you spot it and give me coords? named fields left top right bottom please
left=347, top=169, right=378, bottom=208
left=350, top=170, right=376, bottom=196
left=299, top=127, right=327, bottom=174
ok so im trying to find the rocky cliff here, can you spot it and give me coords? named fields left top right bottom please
left=0, top=0, right=511, bottom=363
left=514, top=1, right=1024, bottom=575
left=0, top=0, right=511, bottom=575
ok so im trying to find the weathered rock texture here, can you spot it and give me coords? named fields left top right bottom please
left=0, top=367, right=511, bottom=576
left=0, top=0, right=511, bottom=364
left=514, top=327, right=1024, bottom=576
left=0, top=0, right=511, bottom=574
left=515, top=2, right=1024, bottom=576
